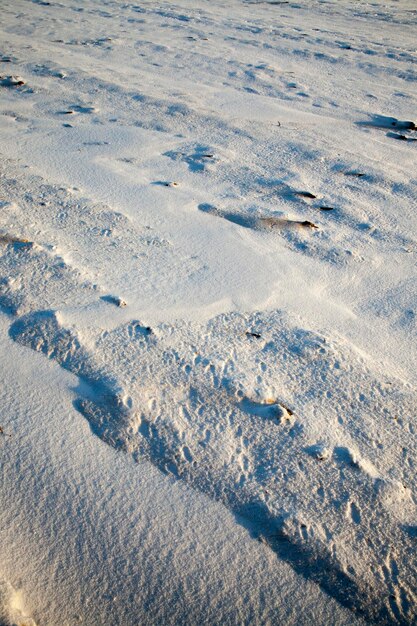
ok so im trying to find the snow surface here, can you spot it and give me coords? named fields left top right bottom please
left=0, top=0, right=416, bottom=624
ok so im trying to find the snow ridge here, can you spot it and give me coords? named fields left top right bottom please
left=2, top=175, right=415, bottom=622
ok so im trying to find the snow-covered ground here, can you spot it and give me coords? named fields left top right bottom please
left=0, top=0, right=416, bottom=624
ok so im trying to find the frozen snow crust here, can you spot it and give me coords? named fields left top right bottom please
left=1, top=0, right=416, bottom=623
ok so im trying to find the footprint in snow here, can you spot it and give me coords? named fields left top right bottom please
left=164, top=145, right=217, bottom=172
left=348, top=501, right=362, bottom=525
left=127, top=321, right=153, bottom=339
left=305, top=442, right=331, bottom=461
left=238, top=397, right=294, bottom=424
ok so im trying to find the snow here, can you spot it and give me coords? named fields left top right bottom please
left=1, top=313, right=363, bottom=626
left=0, top=0, right=416, bottom=623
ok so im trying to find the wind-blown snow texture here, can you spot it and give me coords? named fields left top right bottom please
left=0, top=0, right=416, bottom=624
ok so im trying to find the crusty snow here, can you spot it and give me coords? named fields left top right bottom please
left=0, top=0, right=416, bottom=624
